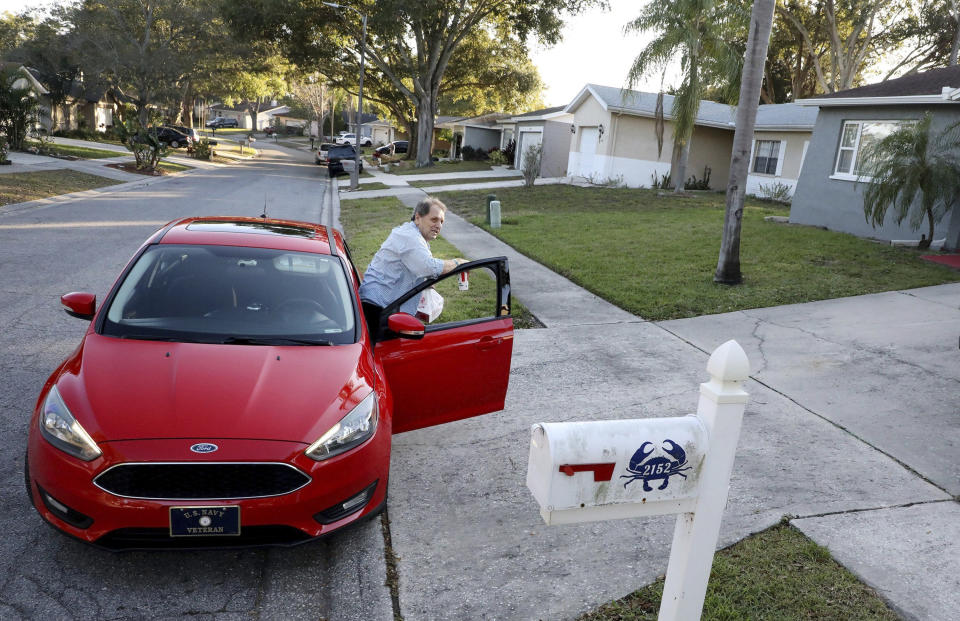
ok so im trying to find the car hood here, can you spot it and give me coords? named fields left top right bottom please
left=57, top=334, right=374, bottom=444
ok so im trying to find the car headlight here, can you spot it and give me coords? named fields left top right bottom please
left=39, top=385, right=102, bottom=461
left=305, top=392, right=378, bottom=461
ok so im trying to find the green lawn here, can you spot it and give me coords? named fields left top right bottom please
left=344, top=181, right=391, bottom=191
left=340, top=196, right=541, bottom=328
left=433, top=185, right=960, bottom=321
left=388, top=160, right=494, bottom=175
left=26, top=141, right=122, bottom=159
left=408, top=175, right=521, bottom=188
left=579, top=523, right=898, bottom=621
left=0, top=170, right=120, bottom=206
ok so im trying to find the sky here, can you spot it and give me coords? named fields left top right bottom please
left=1, top=0, right=673, bottom=108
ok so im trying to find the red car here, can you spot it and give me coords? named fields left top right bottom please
left=25, top=216, right=513, bottom=549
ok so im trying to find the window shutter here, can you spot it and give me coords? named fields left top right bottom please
left=775, top=140, right=786, bottom=176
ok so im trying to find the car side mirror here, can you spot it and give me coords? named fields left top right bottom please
left=387, top=313, right=425, bottom=339
left=61, top=292, right=96, bottom=321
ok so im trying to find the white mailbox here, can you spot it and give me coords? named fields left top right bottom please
left=525, top=339, right=751, bottom=621
left=527, top=417, right=707, bottom=525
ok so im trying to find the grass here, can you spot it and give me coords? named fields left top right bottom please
left=433, top=185, right=960, bottom=321
left=579, top=523, right=898, bottom=621
left=26, top=140, right=122, bottom=159
left=408, top=175, right=521, bottom=188
left=0, top=169, right=120, bottom=206
left=388, top=160, right=494, bottom=175
left=158, top=160, right=192, bottom=173
left=343, top=181, right=391, bottom=191
left=339, top=196, right=541, bottom=328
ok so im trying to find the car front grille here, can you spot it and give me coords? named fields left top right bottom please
left=95, top=526, right=312, bottom=550
left=93, top=462, right=311, bottom=500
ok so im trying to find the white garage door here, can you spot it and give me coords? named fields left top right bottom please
left=578, top=127, right=599, bottom=177
left=517, top=131, right=543, bottom=173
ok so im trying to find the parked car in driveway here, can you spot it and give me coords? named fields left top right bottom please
left=205, top=117, right=239, bottom=129
left=374, top=140, right=409, bottom=157
left=150, top=127, right=191, bottom=148
left=166, top=125, right=201, bottom=144
left=315, top=143, right=337, bottom=165
left=25, top=216, right=514, bottom=549
left=326, top=144, right=364, bottom=175
left=335, top=133, right=373, bottom=147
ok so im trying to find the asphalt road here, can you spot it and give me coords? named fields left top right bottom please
left=0, top=146, right=393, bottom=620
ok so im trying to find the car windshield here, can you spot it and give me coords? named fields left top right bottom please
left=102, top=244, right=357, bottom=345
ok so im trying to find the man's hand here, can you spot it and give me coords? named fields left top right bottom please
left=442, top=258, right=467, bottom=274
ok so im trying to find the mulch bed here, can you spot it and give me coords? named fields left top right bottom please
left=920, top=253, right=960, bottom=270
left=106, top=163, right=167, bottom=176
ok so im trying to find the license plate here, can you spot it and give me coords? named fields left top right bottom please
left=169, top=506, right=240, bottom=537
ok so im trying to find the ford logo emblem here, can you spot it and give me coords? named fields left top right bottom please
left=190, top=443, right=218, bottom=454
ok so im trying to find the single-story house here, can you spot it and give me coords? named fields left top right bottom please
left=367, top=118, right=402, bottom=145
left=563, top=84, right=816, bottom=191
left=746, top=103, right=818, bottom=198
left=437, top=112, right=512, bottom=158
left=792, top=66, right=960, bottom=249
left=207, top=103, right=290, bottom=130
left=509, top=106, right=574, bottom=177
left=32, top=75, right=118, bottom=133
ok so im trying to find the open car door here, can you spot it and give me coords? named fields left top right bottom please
left=374, top=257, right=513, bottom=434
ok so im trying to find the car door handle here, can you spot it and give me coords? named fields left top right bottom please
left=475, top=336, right=502, bottom=351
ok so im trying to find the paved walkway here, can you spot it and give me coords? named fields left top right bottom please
left=331, top=174, right=959, bottom=620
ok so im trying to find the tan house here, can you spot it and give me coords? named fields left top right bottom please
left=509, top=106, right=574, bottom=177
left=564, top=84, right=816, bottom=192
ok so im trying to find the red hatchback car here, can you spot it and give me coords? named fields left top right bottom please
left=25, top=216, right=513, bottom=549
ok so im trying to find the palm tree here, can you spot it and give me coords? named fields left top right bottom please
left=714, top=0, right=777, bottom=285
left=624, top=0, right=741, bottom=192
left=859, top=114, right=960, bottom=249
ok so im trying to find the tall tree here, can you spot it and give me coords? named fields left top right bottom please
left=713, top=0, right=776, bottom=285
left=859, top=114, right=960, bottom=249
left=625, top=0, right=742, bottom=192
left=776, top=0, right=910, bottom=94
left=229, top=0, right=595, bottom=168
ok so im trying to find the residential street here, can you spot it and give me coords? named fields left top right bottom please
left=1, top=147, right=957, bottom=620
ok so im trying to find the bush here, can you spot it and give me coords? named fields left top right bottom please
left=488, top=149, right=507, bottom=165
left=503, top=138, right=516, bottom=164
left=685, top=166, right=712, bottom=190
left=460, top=145, right=476, bottom=160
left=651, top=172, right=672, bottom=189
left=0, top=68, right=43, bottom=151
left=756, top=181, right=793, bottom=203
left=116, top=119, right=167, bottom=171
left=521, top=143, right=542, bottom=188
left=0, top=138, right=8, bottom=163
left=192, top=138, right=214, bottom=160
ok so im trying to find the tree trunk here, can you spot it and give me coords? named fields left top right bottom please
left=919, top=206, right=935, bottom=249
left=673, top=139, right=691, bottom=192
left=673, top=47, right=699, bottom=194
left=951, top=3, right=960, bottom=66
left=415, top=101, right=434, bottom=168
left=714, top=0, right=777, bottom=285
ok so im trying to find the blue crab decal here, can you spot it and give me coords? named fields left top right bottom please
left=620, top=440, right=691, bottom=491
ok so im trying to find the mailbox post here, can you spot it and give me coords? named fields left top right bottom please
left=526, top=340, right=750, bottom=621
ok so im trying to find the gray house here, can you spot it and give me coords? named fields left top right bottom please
left=510, top=105, right=573, bottom=177
left=792, top=66, right=960, bottom=250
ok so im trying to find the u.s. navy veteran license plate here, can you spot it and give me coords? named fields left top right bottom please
left=169, top=506, right=240, bottom=537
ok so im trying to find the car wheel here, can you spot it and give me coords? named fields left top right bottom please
left=170, top=140, right=180, bottom=148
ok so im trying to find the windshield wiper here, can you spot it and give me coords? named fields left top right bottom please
left=221, top=336, right=334, bottom=346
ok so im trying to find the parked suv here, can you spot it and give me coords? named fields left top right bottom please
left=326, top=144, right=364, bottom=176
left=315, top=143, right=337, bottom=165
left=165, top=125, right=200, bottom=144
left=205, top=117, right=239, bottom=129
left=149, top=126, right=191, bottom=148
left=335, top=133, right=373, bottom=147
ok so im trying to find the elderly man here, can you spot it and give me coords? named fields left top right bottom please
left=359, top=197, right=465, bottom=330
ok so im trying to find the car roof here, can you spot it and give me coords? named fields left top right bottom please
left=158, top=216, right=338, bottom=255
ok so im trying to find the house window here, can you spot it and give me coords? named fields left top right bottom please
left=752, top=140, right=781, bottom=175
left=833, top=120, right=903, bottom=179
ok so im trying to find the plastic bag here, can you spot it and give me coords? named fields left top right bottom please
left=416, top=287, right=444, bottom=323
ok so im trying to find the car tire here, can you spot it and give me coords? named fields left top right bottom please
left=170, top=140, right=180, bottom=148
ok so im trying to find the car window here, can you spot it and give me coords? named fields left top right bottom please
left=102, top=244, right=357, bottom=345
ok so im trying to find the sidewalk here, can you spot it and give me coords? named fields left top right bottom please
left=333, top=179, right=960, bottom=620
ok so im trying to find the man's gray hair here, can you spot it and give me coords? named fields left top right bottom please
left=412, top=197, right=446, bottom=221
